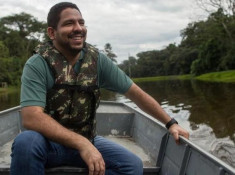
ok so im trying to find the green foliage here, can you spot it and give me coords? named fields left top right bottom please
left=0, top=12, right=47, bottom=39
left=0, top=57, right=22, bottom=86
left=0, top=12, right=47, bottom=59
left=119, top=44, right=198, bottom=78
left=0, top=41, right=9, bottom=58
left=182, top=8, right=235, bottom=75
left=0, top=12, right=47, bottom=86
left=118, top=56, right=137, bottom=77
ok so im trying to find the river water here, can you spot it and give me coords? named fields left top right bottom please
left=1, top=80, right=235, bottom=168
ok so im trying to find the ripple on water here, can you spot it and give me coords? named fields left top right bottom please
left=210, top=137, right=235, bottom=168
left=190, top=124, right=235, bottom=168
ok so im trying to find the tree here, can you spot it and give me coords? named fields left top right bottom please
left=191, top=38, right=226, bottom=75
left=118, top=55, right=137, bottom=77
left=0, top=12, right=47, bottom=59
left=104, top=43, right=117, bottom=63
left=0, top=12, right=47, bottom=40
left=180, top=8, right=235, bottom=75
left=195, top=0, right=235, bottom=43
left=0, top=56, right=22, bottom=86
left=0, top=13, right=47, bottom=85
left=0, top=41, right=9, bottom=58
left=196, top=0, right=235, bottom=16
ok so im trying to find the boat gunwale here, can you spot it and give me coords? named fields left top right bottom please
left=0, top=106, right=21, bottom=117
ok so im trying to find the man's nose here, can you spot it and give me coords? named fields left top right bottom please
left=73, top=22, right=83, bottom=31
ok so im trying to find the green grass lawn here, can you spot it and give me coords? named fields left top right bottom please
left=195, top=70, right=235, bottom=83
left=133, top=70, right=235, bottom=83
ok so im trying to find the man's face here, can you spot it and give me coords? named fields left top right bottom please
left=50, top=8, right=87, bottom=54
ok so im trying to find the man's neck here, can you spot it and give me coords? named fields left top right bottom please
left=53, top=42, right=81, bottom=66
left=66, top=52, right=81, bottom=66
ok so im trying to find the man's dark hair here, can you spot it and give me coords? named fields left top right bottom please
left=47, top=2, right=81, bottom=29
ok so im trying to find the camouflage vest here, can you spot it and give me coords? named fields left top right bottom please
left=34, top=41, right=100, bottom=141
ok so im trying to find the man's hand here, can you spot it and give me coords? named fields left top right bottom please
left=168, top=124, right=189, bottom=144
left=79, top=143, right=105, bottom=175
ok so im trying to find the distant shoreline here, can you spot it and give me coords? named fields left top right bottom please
left=133, top=70, right=235, bottom=83
left=0, top=87, right=20, bottom=93
left=1, top=70, right=235, bottom=92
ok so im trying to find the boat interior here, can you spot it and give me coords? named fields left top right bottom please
left=0, top=101, right=235, bottom=175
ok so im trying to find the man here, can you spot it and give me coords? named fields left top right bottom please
left=10, top=2, right=189, bottom=175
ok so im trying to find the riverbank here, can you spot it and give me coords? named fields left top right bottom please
left=195, top=70, right=235, bottom=83
left=0, top=86, right=20, bottom=94
left=133, top=70, right=235, bottom=83
left=133, top=74, right=192, bottom=83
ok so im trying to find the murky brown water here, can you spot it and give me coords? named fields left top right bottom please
left=0, top=89, right=20, bottom=111
left=1, top=80, right=235, bottom=168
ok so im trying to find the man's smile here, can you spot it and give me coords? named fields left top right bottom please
left=69, top=33, right=85, bottom=43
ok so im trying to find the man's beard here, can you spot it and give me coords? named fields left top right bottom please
left=68, top=42, right=84, bottom=53
left=56, top=30, right=87, bottom=55
left=68, top=30, right=86, bottom=52
left=59, top=39, right=85, bottom=56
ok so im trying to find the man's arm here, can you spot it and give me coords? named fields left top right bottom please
left=125, top=83, right=189, bottom=143
left=21, top=106, right=105, bottom=175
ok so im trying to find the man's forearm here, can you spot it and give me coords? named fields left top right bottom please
left=21, top=106, right=90, bottom=151
left=125, top=83, right=171, bottom=124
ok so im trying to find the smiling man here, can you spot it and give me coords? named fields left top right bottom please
left=10, top=2, right=189, bottom=175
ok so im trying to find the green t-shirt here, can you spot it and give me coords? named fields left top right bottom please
left=20, top=51, right=133, bottom=108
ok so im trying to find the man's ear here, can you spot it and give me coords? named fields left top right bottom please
left=47, top=27, right=56, bottom=40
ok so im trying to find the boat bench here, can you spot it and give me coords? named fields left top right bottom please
left=45, top=166, right=160, bottom=175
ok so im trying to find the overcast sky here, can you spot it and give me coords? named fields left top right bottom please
left=0, top=0, right=207, bottom=63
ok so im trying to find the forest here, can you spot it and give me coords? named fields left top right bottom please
left=0, top=1, right=235, bottom=86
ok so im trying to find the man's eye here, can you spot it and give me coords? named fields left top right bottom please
left=64, top=21, right=73, bottom=26
left=79, top=22, right=85, bottom=26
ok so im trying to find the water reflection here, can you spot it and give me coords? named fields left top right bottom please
left=101, top=80, right=235, bottom=140
left=135, top=80, right=235, bottom=139
left=0, top=89, right=20, bottom=111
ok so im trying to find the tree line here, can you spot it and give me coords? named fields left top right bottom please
left=119, top=2, right=235, bottom=77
